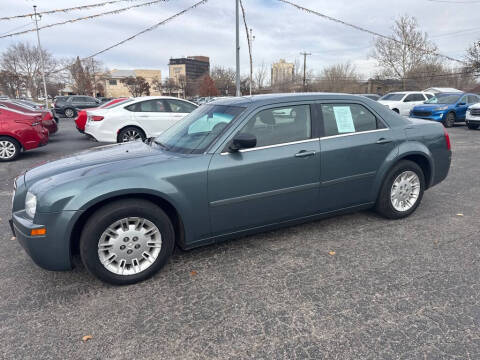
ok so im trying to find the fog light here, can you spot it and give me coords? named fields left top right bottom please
left=30, top=228, right=46, bottom=236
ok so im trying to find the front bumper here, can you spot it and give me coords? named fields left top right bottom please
left=409, top=112, right=445, bottom=122
left=466, top=114, right=480, bottom=125
left=11, top=209, right=81, bottom=271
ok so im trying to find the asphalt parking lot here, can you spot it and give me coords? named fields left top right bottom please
left=0, top=119, right=479, bottom=359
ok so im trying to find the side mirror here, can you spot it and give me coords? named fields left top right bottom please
left=229, top=133, right=257, bottom=152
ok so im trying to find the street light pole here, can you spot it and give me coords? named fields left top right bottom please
left=300, top=51, right=311, bottom=92
left=32, top=5, right=49, bottom=109
left=235, top=0, right=241, bottom=96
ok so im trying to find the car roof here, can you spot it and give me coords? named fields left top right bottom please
left=210, top=93, right=384, bottom=107
left=131, top=96, right=197, bottom=105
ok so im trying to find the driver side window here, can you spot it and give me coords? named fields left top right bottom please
left=237, top=105, right=312, bottom=148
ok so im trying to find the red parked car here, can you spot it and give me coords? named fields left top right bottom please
left=0, top=107, right=48, bottom=161
left=0, top=100, right=58, bottom=135
left=75, top=98, right=128, bottom=133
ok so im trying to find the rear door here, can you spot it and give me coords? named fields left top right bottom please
left=132, top=99, right=171, bottom=136
left=456, top=95, right=469, bottom=120
left=164, top=99, right=197, bottom=123
left=208, top=103, right=321, bottom=234
left=318, top=102, right=398, bottom=211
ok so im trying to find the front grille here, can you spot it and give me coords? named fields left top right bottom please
left=412, top=110, right=431, bottom=117
left=470, top=109, right=480, bottom=116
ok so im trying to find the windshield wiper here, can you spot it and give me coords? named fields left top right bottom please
left=153, top=139, right=168, bottom=150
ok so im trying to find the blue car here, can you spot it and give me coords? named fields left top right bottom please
left=410, top=92, right=480, bottom=127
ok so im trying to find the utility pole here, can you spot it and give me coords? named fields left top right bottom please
left=248, top=28, right=254, bottom=96
left=32, top=6, right=49, bottom=109
left=235, top=0, right=241, bottom=96
left=91, top=58, right=96, bottom=97
left=300, top=51, right=311, bottom=92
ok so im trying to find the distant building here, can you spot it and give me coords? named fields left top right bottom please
left=168, top=56, right=210, bottom=86
left=271, top=59, right=294, bottom=86
left=104, top=69, right=162, bottom=97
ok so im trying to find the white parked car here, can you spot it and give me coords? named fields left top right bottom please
left=466, top=103, right=480, bottom=130
left=378, top=91, right=434, bottom=116
left=84, top=96, right=198, bottom=143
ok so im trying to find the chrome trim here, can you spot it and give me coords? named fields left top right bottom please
left=320, top=128, right=389, bottom=140
left=220, top=138, right=319, bottom=155
left=321, top=171, right=376, bottom=186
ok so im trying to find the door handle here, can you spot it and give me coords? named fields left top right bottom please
left=295, top=150, right=316, bottom=158
left=137, top=115, right=149, bottom=118
left=376, top=138, right=392, bottom=144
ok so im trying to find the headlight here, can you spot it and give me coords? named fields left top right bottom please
left=436, top=106, right=448, bottom=111
left=25, top=192, right=37, bottom=218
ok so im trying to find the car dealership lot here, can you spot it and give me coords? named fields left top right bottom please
left=0, top=120, right=479, bottom=359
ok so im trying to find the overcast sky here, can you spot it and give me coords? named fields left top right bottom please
left=0, top=0, right=478, bottom=80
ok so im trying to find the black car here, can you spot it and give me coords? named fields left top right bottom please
left=53, top=95, right=101, bottom=118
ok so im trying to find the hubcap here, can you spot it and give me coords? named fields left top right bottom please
left=65, top=109, right=74, bottom=117
left=390, top=171, right=421, bottom=212
left=0, top=140, right=16, bottom=159
left=97, top=217, right=162, bottom=276
left=121, top=130, right=141, bottom=142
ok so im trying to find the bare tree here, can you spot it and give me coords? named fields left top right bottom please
left=1, top=41, right=57, bottom=98
left=254, top=62, right=267, bottom=90
left=465, top=42, right=480, bottom=72
left=372, top=15, right=438, bottom=90
left=211, top=66, right=236, bottom=95
left=121, top=76, right=150, bottom=97
left=177, top=75, right=187, bottom=98
left=313, top=63, right=361, bottom=93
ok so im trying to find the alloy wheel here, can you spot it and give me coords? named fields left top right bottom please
left=121, top=129, right=141, bottom=142
left=97, top=217, right=162, bottom=276
left=390, top=171, right=421, bottom=212
left=65, top=109, right=74, bottom=118
left=0, top=140, right=16, bottom=160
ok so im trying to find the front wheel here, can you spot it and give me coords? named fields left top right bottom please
left=443, top=112, right=455, bottom=128
left=80, top=199, right=175, bottom=285
left=467, top=123, right=479, bottom=130
left=375, top=160, right=425, bottom=219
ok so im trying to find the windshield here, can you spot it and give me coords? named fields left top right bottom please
left=425, top=94, right=461, bottom=104
left=379, top=93, right=405, bottom=101
left=154, top=104, right=245, bottom=154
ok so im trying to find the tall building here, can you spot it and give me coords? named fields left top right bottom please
left=168, top=56, right=210, bottom=86
left=271, top=59, right=295, bottom=86
left=104, top=69, right=162, bottom=97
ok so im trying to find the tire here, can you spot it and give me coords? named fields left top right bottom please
left=467, top=123, right=479, bottom=130
left=0, top=136, right=21, bottom=162
left=117, top=126, right=146, bottom=143
left=80, top=199, right=175, bottom=285
left=443, top=112, right=455, bottom=128
left=375, top=160, right=425, bottom=219
left=64, top=108, right=76, bottom=118
left=392, top=108, right=399, bottom=114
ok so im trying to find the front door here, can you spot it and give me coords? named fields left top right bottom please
left=208, top=104, right=321, bottom=235
left=318, top=102, right=398, bottom=211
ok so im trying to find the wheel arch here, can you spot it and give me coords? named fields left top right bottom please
left=0, top=133, right=23, bottom=149
left=69, top=192, right=185, bottom=259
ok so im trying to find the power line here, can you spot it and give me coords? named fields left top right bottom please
left=51, top=0, right=208, bottom=74
left=0, top=0, right=169, bottom=39
left=0, top=21, right=33, bottom=36
left=426, top=0, right=480, bottom=3
left=309, top=70, right=479, bottom=82
left=277, top=0, right=466, bottom=64
left=0, top=0, right=145, bottom=21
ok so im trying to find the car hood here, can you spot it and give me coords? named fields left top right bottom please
left=25, top=141, right=176, bottom=187
left=412, top=103, right=452, bottom=111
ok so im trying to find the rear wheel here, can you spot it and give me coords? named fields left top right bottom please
left=118, top=126, right=146, bottom=143
left=0, top=136, right=21, bottom=162
left=467, top=123, right=479, bottom=130
left=80, top=199, right=175, bottom=285
left=443, top=112, right=455, bottom=128
left=375, top=160, right=425, bottom=219
left=64, top=108, right=76, bottom=118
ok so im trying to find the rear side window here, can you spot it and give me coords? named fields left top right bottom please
left=425, top=94, right=434, bottom=99
left=467, top=95, right=479, bottom=104
left=321, top=104, right=384, bottom=137
left=126, top=99, right=167, bottom=112
left=166, top=100, right=197, bottom=113
left=404, top=94, right=425, bottom=102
